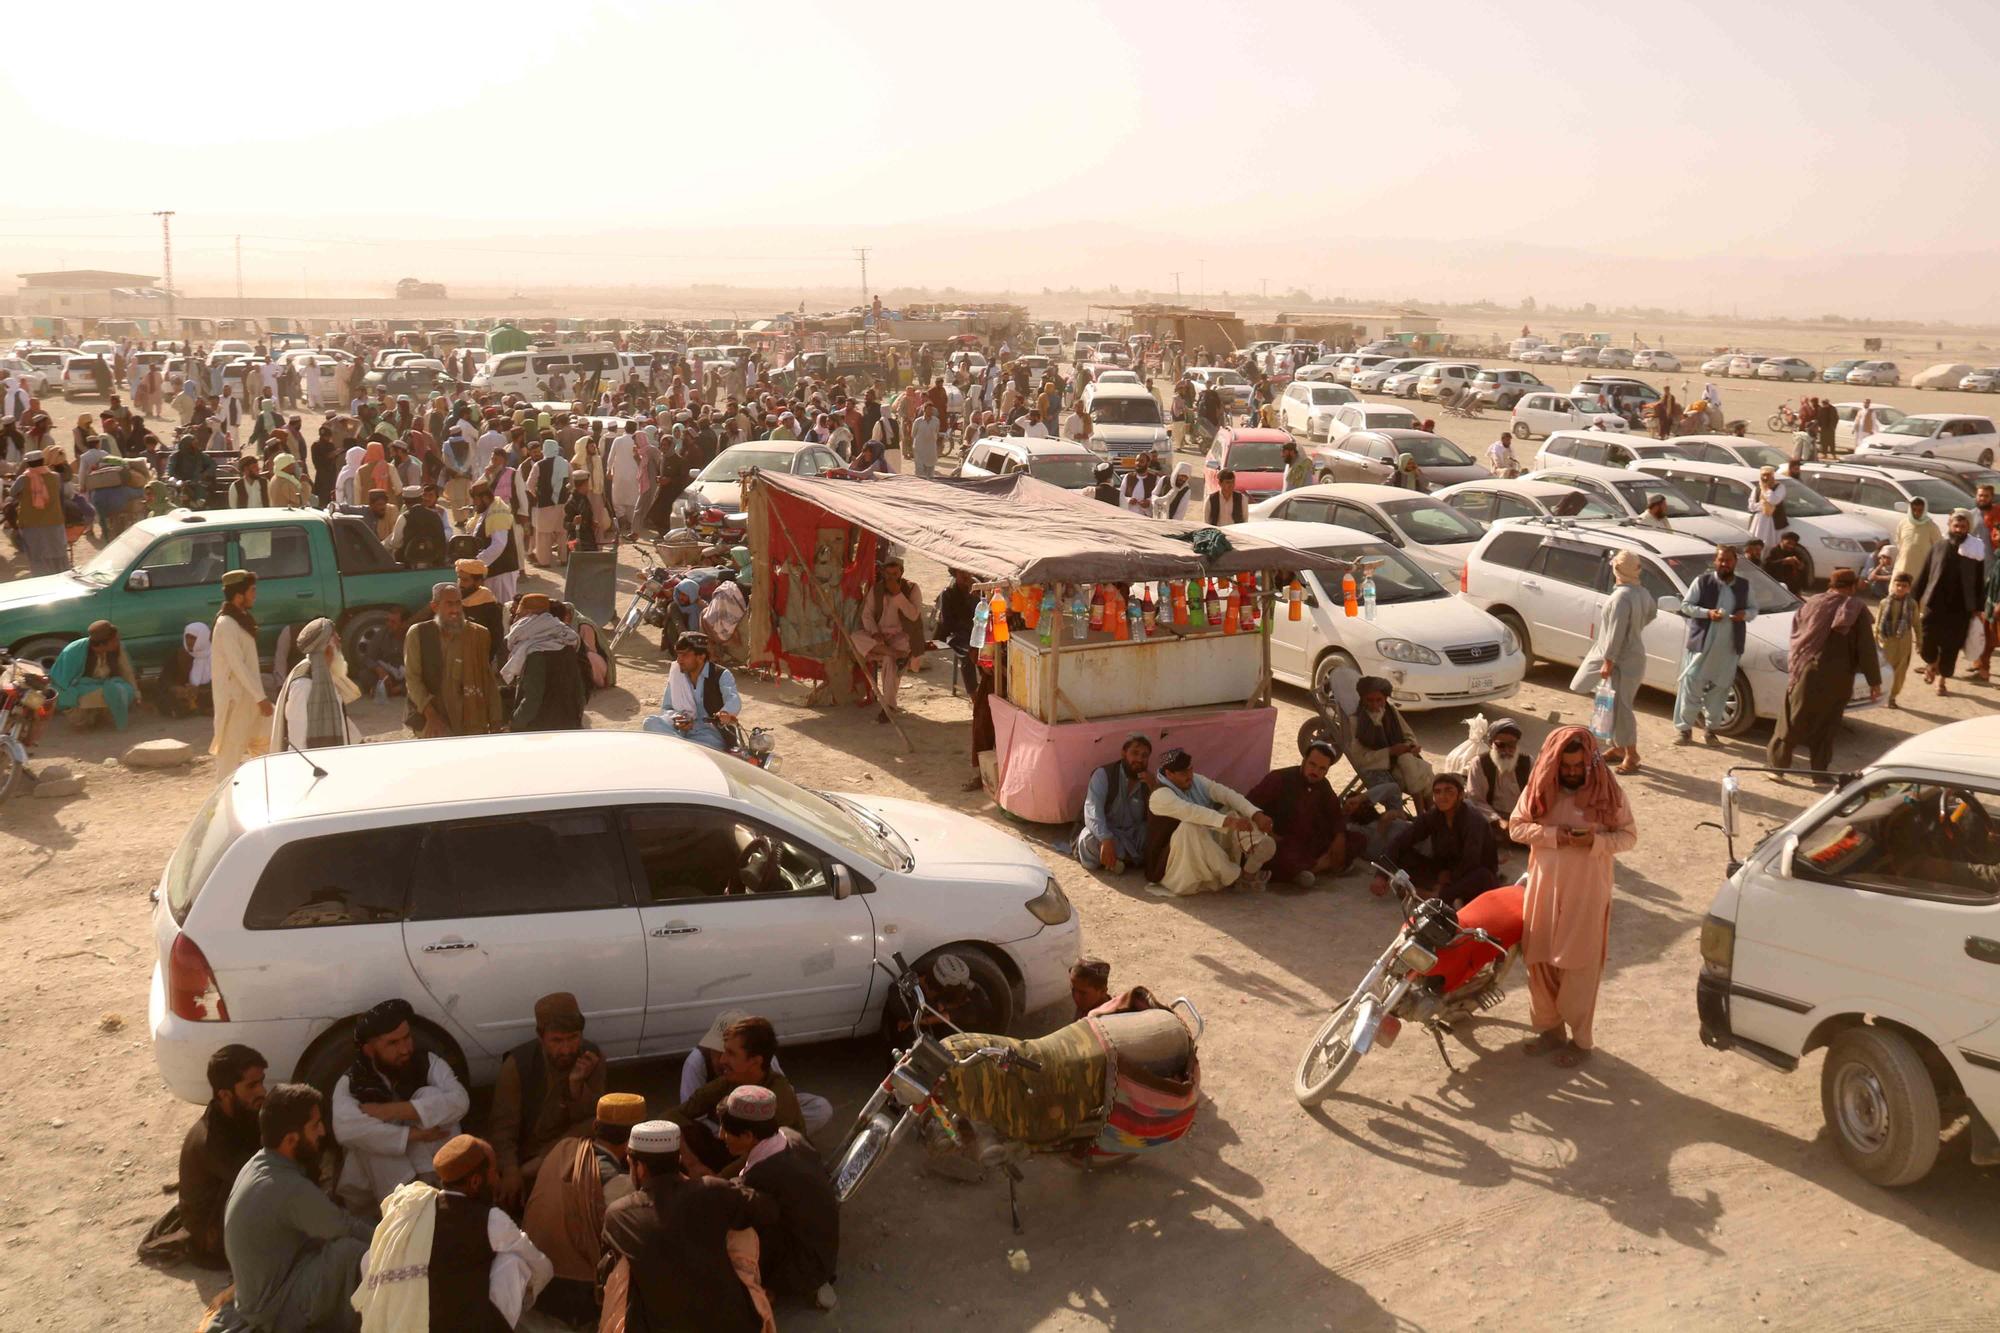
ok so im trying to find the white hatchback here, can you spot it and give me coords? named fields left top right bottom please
left=149, top=733, right=1079, bottom=1104
left=1856, top=412, right=2000, bottom=467
left=1249, top=482, right=1489, bottom=585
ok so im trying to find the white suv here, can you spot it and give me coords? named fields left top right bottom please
left=149, top=733, right=1079, bottom=1104
left=1701, top=716, right=2000, bottom=1185
left=1629, top=459, right=1883, bottom=579
left=1279, top=379, right=1361, bottom=440
left=1460, top=519, right=1875, bottom=736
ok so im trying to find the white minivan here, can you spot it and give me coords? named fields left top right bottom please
left=470, top=342, right=622, bottom=397
left=1237, top=519, right=1525, bottom=711
left=1701, top=717, right=2000, bottom=1185
left=148, top=732, right=1079, bottom=1104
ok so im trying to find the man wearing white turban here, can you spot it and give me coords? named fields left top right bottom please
left=271, top=617, right=362, bottom=751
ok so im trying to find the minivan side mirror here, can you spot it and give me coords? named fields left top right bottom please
left=126, top=569, right=151, bottom=591
left=1657, top=595, right=1683, bottom=616
left=832, top=864, right=854, bottom=901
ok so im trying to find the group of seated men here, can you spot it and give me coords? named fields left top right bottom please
left=1076, top=676, right=1529, bottom=907
left=159, top=992, right=839, bottom=1332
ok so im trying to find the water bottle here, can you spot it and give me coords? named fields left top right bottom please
left=1126, top=593, right=1143, bottom=641
left=1038, top=586, right=1058, bottom=645
left=971, top=598, right=989, bottom=651
left=1362, top=572, right=1378, bottom=621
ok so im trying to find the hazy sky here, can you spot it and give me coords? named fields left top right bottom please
left=8, top=1, right=1999, bottom=320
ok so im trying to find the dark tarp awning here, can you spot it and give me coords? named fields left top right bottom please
left=748, top=471, right=1354, bottom=585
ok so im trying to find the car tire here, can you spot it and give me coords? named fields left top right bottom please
left=1493, top=610, right=1533, bottom=666
left=913, top=945, right=1016, bottom=1036
left=1512, top=422, right=1534, bottom=442
left=1980, top=449, right=1995, bottom=467
left=1312, top=648, right=1360, bottom=700
left=11, top=634, right=75, bottom=673
left=340, top=609, right=395, bottom=667
left=1820, top=1026, right=1942, bottom=1187
left=1716, top=671, right=1756, bottom=738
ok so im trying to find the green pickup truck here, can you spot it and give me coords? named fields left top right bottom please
left=0, top=508, right=449, bottom=674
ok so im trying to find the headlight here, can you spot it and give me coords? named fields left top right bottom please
left=1396, top=940, right=1439, bottom=973
left=1375, top=638, right=1441, bottom=665
left=1818, top=536, right=1864, bottom=553
left=1499, top=624, right=1520, bottom=655
left=1767, top=649, right=1789, bottom=671
left=1025, top=877, right=1072, bottom=926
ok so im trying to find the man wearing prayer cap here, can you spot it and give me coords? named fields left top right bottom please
left=211, top=569, right=272, bottom=773
left=709, top=1084, right=841, bottom=1312
left=601, top=1120, right=773, bottom=1332
left=523, top=1091, right=643, bottom=1324
left=403, top=582, right=503, bottom=737
left=456, top=556, right=509, bottom=670
left=365, top=486, right=395, bottom=541
left=387, top=479, right=449, bottom=569
left=1347, top=674, right=1435, bottom=812
left=1465, top=718, right=1531, bottom=844
left=270, top=616, right=361, bottom=752
left=330, top=997, right=471, bottom=1212
left=1070, top=957, right=1112, bottom=1018
left=677, top=1009, right=833, bottom=1137
left=1142, top=746, right=1277, bottom=897
left=353, top=1134, right=553, bottom=1332
left=488, top=991, right=605, bottom=1209
left=504, top=588, right=585, bottom=732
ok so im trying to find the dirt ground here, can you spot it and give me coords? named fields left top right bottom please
left=0, top=358, right=1994, bottom=1332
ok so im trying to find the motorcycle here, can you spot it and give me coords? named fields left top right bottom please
left=0, top=650, right=55, bottom=802
left=608, top=546, right=677, bottom=654
left=1293, top=864, right=1523, bottom=1106
left=1768, top=401, right=1802, bottom=433
left=833, top=953, right=1204, bottom=1231
left=716, top=718, right=777, bottom=769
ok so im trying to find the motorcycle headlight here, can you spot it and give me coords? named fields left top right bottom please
left=1767, top=648, right=1789, bottom=672
left=1025, top=877, right=1072, bottom=926
left=1818, top=536, right=1864, bottom=553
left=1375, top=637, right=1441, bottom=665
left=1396, top=940, right=1439, bottom=973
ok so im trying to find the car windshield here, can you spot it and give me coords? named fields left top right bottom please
left=1380, top=498, right=1486, bottom=544
left=1729, top=443, right=1790, bottom=469
left=725, top=763, right=903, bottom=870
left=1031, top=456, right=1099, bottom=489
left=1901, top=477, right=1972, bottom=511
left=1208, top=371, right=1247, bottom=387
left=1610, top=477, right=1703, bottom=517
left=1547, top=491, right=1619, bottom=519
left=1093, top=397, right=1162, bottom=425
left=1883, top=418, right=1942, bottom=438
left=1397, top=434, right=1473, bottom=467
left=1658, top=554, right=1800, bottom=614
left=1317, top=543, right=1444, bottom=604
left=1774, top=482, right=1839, bottom=517
left=1366, top=410, right=1420, bottom=429
left=1307, top=386, right=1352, bottom=404
left=1225, top=440, right=1286, bottom=470
left=72, top=523, right=157, bottom=584
left=1565, top=396, right=1607, bottom=413
left=699, top=446, right=798, bottom=480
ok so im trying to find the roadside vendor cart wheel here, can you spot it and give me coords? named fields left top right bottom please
left=1820, top=1026, right=1941, bottom=1187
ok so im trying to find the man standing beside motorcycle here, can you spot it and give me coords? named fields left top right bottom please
left=1509, top=726, right=1637, bottom=1069
left=643, top=630, right=740, bottom=752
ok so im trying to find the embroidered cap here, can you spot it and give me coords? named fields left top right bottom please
left=596, top=1092, right=649, bottom=1127
left=721, top=1085, right=778, bottom=1123
left=627, top=1120, right=682, bottom=1155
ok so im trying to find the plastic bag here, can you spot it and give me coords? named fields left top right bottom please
left=1443, top=714, right=1492, bottom=779
left=1965, top=615, right=1987, bottom=666
left=1589, top=679, right=1618, bottom=744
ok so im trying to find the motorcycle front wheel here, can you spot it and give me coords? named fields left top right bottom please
left=1294, top=992, right=1367, bottom=1107
left=832, top=1100, right=901, bottom=1203
left=0, top=739, right=21, bottom=803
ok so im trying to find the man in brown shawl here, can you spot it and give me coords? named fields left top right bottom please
left=1768, top=569, right=1881, bottom=775
left=522, top=1090, right=644, bottom=1325
left=404, top=582, right=504, bottom=737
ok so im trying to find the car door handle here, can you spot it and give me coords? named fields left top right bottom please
left=1967, top=936, right=2000, bottom=965
left=651, top=925, right=701, bottom=938
left=1521, top=579, right=1542, bottom=591
left=421, top=940, right=476, bottom=953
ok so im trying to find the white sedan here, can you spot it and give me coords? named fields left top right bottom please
left=1248, top=482, right=1490, bottom=585
left=1633, top=349, right=1681, bottom=371
left=1509, top=391, right=1626, bottom=441
left=1856, top=412, right=2000, bottom=466
left=1279, top=380, right=1361, bottom=440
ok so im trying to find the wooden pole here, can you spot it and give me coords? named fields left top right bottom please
left=1046, top=582, right=1063, bottom=724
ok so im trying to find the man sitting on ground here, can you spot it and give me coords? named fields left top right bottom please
left=674, top=1015, right=808, bottom=1169
left=1348, top=675, right=1434, bottom=812
left=700, top=1085, right=840, bottom=1313
left=1376, top=772, right=1502, bottom=907
left=599, top=1121, right=772, bottom=1333
left=488, top=991, right=605, bottom=1210
left=1070, top=957, right=1112, bottom=1019
left=1076, top=732, right=1153, bottom=876
left=678, top=1010, right=833, bottom=1136
left=1247, top=739, right=1349, bottom=888
left=1464, top=718, right=1530, bottom=848
left=522, top=1092, right=645, bottom=1325
left=219, top=1084, right=373, bottom=1333
left=330, top=998, right=470, bottom=1213
left=1143, top=746, right=1277, bottom=897
left=643, top=630, right=741, bottom=751
left=138, top=1043, right=266, bottom=1270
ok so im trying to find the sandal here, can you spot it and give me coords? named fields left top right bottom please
left=1521, top=1031, right=1566, bottom=1057
left=1554, top=1042, right=1594, bottom=1069
left=1616, top=756, right=1642, bottom=775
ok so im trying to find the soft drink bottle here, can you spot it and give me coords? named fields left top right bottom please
left=1362, top=572, right=1378, bottom=621
left=1089, top=587, right=1106, bottom=631
left=1205, top=580, right=1224, bottom=625
left=1038, top=586, right=1057, bottom=645
left=1341, top=571, right=1359, bottom=617
left=1287, top=577, right=1304, bottom=621
left=990, top=589, right=1010, bottom=643
left=1172, top=580, right=1188, bottom=626
left=1110, top=588, right=1131, bottom=640
left=1189, top=578, right=1208, bottom=627
left=1022, top=584, right=1043, bottom=631
left=1223, top=582, right=1241, bottom=634
left=1142, top=588, right=1158, bottom=636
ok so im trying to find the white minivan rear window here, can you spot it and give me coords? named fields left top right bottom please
left=165, top=785, right=240, bottom=925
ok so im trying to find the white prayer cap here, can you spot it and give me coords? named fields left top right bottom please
left=628, top=1120, right=682, bottom=1155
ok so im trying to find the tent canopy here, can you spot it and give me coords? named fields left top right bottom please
left=749, top=471, right=1354, bottom=585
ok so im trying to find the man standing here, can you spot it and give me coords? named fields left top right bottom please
left=220, top=1084, right=373, bottom=1333
left=1816, top=395, right=1839, bottom=460
left=1892, top=494, right=1941, bottom=586
left=1202, top=468, right=1247, bottom=526
left=598, top=1121, right=771, bottom=1333
left=489, top=992, right=606, bottom=1210
left=1142, top=747, right=1277, bottom=897
left=352, top=1136, right=552, bottom=1333
left=1973, top=483, right=2000, bottom=683
left=1347, top=675, right=1434, bottom=812
left=1281, top=440, right=1310, bottom=492
left=212, top=569, right=272, bottom=774
left=1511, top=726, right=1637, bottom=1069
left=1380, top=773, right=1500, bottom=907
left=455, top=559, right=508, bottom=669
left=1076, top=733, right=1154, bottom=876
left=139, top=1044, right=266, bottom=1270
left=404, top=583, right=504, bottom=737
left=607, top=420, right=642, bottom=536
left=1120, top=453, right=1164, bottom=515
left=7, top=451, right=71, bottom=574
left=523, top=1092, right=645, bottom=1324
left=1876, top=570, right=1917, bottom=707
left=387, top=482, right=449, bottom=568
left=465, top=479, right=521, bottom=605
left=1671, top=544, right=1756, bottom=745
left=331, top=998, right=470, bottom=1213
left=710, top=1085, right=841, bottom=1313
left=503, top=592, right=586, bottom=731
left=270, top=617, right=362, bottom=751
left=1246, top=740, right=1348, bottom=888
left=1770, top=569, right=1881, bottom=771
left=910, top=402, right=941, bottom=479
left=1917, top=508, right=1987, bottom=696
left=1485, top=431, right=1518, bottom=477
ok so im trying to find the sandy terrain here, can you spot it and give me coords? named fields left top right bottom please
left=0, top=358, right=1993, bottom=1332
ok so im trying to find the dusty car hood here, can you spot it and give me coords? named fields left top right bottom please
left=0, top=572, right=101, bottom=617
left=854, top=795, right=1047, bottom=881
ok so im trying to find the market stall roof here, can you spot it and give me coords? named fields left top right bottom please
left=750, top=471, right=1353, bottom=585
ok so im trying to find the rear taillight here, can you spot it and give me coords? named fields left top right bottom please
left=168, top=933, right=229, bottom=1022
left=1459, top=563, right=1469, bottom=593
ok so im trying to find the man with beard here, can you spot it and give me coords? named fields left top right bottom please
left=1916, top=508, right=1988, bottom=696
left=523, top=1092, right=645, bottom=1324
left=702, top=1085, right=841, bottom=1313
left=1142, top=747, right=1277, bottom=897
left=1769, top=569, right=1881, bottom=771
left=488, top=993, right=605, bottom=1209
left=1246, top=740, right=1349, bottom=888
left=330, top=998, right=470, bottom=1213
left=404, top=584, right=504, bottom=738
left=1347, top=675, right=1434, bottom=812
left=1075, top=733, right=1154, bottom=876
left=138, top=1044, right=267, bottom=1269
left=352, top=1135, right=552, bottom=1333
left=1377, top=772, right=1501, bottom=908
left=219, top=1084, right=373, bottom=1332
left=1671, top=544, right=1757, bottom=746
left=1511, top=727, right=1637, bottom=1069
left=1464, top=718, right=1531, bottom=847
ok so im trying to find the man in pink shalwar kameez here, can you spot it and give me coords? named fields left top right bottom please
left=1508, top=725, right=1636, bottom=1068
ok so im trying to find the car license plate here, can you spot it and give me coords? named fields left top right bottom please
left=1469, top=676, right=1494, bottom=691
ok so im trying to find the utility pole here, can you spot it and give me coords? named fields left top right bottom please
left=1260, top=277, right=1268, bottom=303
left=1170, top=271, right=1181, bottom=301
left=234, top=235, right=244, bottom=312
left=152, top=210, right=176, bottom=334
left=854, top=247, right=871, bottom=309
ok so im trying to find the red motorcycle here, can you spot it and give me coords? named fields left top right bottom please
left=0, top=650, right=55, bottom=801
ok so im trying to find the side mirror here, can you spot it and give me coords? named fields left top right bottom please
left=1776, top=831, right=1799, bottom=880
left=831, top=864, right=854, bottom=901
left=1892, top=501, right=1909, bottom=513
left=126, top=569, right=151, bottom=591
left=1719, top=773, right=1739, bottom=839
left=1657, top=595, right=1683, bottom=615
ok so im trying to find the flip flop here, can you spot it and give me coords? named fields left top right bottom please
left=1554, top=1042, right=1594, bottom=1068
left=1521, top=1031, right=1566, bottom=1057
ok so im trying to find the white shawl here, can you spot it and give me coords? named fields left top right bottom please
left=354, top=1180, right=437, bottom=1332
